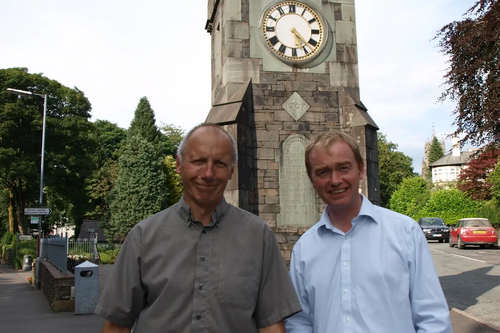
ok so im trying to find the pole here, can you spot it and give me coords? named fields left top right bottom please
left=35, top=94, right=48, bottom=289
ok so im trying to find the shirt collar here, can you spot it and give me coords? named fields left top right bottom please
left=176, top=196, right=229, bottom=227
left=318, top=194, right=381, bottom=232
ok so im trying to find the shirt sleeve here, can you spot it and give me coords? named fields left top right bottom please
left=94, top=230, right=146, bottom=328
left=285, top=243, right=314, bottom=333
left=253, top=225, right=302, bottom=328
left=408, top=221, right=453, bottom=333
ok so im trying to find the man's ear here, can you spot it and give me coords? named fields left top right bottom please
left=358, top=161, right=365, bottom=180
left=176, top=154, right=181, bottom=174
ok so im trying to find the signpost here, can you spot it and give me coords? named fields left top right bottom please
left=31, top=216, right=40, bottom=225
left=24, top=208, right=52, bottom=216
left=18, top=235, right=33, bottom=241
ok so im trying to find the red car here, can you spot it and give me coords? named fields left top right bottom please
left=449, top=218, right=498, bottom=249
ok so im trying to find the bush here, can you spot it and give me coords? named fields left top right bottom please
left=475, top=199, right=500, bottom=228
left=99, top=248, right=120, bottom=264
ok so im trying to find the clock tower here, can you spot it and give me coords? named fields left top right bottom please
left=205, top=0, right=379, bottom=254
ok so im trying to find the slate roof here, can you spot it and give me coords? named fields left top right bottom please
left=429, top=150, right=475, bottom=167
left=78, top=220, right=107, bottom=242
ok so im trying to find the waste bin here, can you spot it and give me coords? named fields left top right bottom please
left=22, top=255, right=32, bottom=271
left=74, top=261, right=99, bottom=315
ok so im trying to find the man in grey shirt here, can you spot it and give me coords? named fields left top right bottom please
left=96, top=124, right=301, bottom=333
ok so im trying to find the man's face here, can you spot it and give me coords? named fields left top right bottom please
left=308, top=141, right=363, bottom=211
left=176, top=127, right=234, bottom=209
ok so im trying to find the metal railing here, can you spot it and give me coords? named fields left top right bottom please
left=68, top=237, right=99, bottom=262
left=41, top=235, right=68, bottom=273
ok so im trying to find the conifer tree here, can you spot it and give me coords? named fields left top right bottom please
left=128, top=97, right=161, bottom=143
left=107, top=136, right=169, bottom=240
left=428, top=137, right=445, bottom=164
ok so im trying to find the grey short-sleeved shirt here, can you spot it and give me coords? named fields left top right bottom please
left=95, top=197, right=301, bottom=332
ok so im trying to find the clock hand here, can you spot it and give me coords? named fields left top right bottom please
left=291, top=28, right=312, bottom=51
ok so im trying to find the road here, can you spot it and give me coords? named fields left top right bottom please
left=429, top=241, right=500, bottom=330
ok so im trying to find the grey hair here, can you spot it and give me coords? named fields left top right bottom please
left=177, top=123, right=238, bottom=167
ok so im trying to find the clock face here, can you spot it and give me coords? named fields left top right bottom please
left=261, top=1, right=326, bottom=64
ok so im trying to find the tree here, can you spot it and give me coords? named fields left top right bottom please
left=417, top=188, right=481, bottom=225
left=159, top=123, right=185, bottom=156
left=377, top=133, right=415, bottom=207
left=436, top=0, right=500, bottom=147
left=106, top=136, right=169, bottom=240
left=457, top=148, right=500, bottom=200
left=0, top=68, right=95, bottom=233
left=128, top=97, right=161, bottom=143
left=389, top=176, right=430, bottom=218
left=428, top=137, right=445, bottom=164
left=164, top=155, right=183, bottom=206
left=486, top=158, right=500, bottom=202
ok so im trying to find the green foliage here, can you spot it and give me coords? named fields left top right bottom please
left=389, top=176, right=430, bottom=217
left=128, top=97, right=161, bottom=143
left=475, top=198, right=500, bottom=227
left=485, top=158, right=500, bottom=202
left=98, top=247, right=120, bottom=264
left=0, top=232, right=36, bottom=269
left=428, top=137, right=445, bottom=164
left=159, top=123, right=185, bottom=156
left=106, top=136, right=169, bottom=241
left=417, top=188, right=481, bottom=225
left=377, top=133, right=415, bottom=207
left=0, top=67, right=95, bottom=234
left=165, top=155, right=183, bottom=206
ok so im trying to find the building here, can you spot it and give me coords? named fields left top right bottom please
left=429, top=137, right=476, bottom=185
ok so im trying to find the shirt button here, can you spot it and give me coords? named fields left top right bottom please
left=200, top=256, right=205, bottom=261
left=199, top=284, right=203, bottom=290
left=346, top=317, right=350, bottom=322
left=202, top=230, right=207, bottom=234
left=196, top=314, right=201, bottom=320
left=343, top=262, right=348, bottom=266
left=344, top=289, right=349, bottom=294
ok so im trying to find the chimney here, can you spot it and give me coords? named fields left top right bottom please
left=452, top=137, right=461, bottom=157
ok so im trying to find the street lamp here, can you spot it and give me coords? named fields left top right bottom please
left=7, top=88, right=48, bottom=287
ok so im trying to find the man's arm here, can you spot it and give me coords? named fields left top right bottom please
left=258, top=321, right=285, bottom=333
left=409, top=222, right=453, bottom=333
left=101, top=321, right=131, bottom=333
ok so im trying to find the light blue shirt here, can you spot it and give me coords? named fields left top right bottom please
left=285, top=196, right=452, bottom=333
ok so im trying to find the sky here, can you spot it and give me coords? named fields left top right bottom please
left=0, top=0, right=475, bottom=174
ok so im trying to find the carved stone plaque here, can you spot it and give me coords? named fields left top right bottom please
left=277, top=135, right=319, bottom=227
left=282, top=92, right=310, bottom=121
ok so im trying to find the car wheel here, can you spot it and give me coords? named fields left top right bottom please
left=458, top=236, right=465, bottom=249
left=445, top=237, right=449, bottom=243
left=449, top=238, right=454, bottom=247
left=439, top=239, right=444, bottom=243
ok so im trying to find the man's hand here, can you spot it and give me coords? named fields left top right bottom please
left=258, top=321, right=285, bottom=333
left=101, top=321, right=131, bottom=333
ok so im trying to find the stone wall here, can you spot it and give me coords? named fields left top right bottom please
left=40, top=260, right=74, bottom=313
left=272, top=226, right=310, bottom=268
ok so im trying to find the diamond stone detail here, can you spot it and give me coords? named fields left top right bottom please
left=282, top=92, right=310, bottom=121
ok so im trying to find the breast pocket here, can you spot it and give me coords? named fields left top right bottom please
left=218, top=261, right=259, bottom=310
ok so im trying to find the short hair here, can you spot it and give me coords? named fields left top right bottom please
left=305, top=131, right=363, bottom=178
left=177, top=123, right=238, bottom=167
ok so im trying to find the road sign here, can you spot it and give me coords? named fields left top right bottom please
left=18, top=235, right=33, bottom=241
left=31, top=216, right=40, bottom=225
left=24, top=207, right=52, bottom=216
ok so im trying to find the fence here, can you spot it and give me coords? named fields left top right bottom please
left=41, top=235, right=68, bottom=273
left=68, top=237, right=99, bottom=262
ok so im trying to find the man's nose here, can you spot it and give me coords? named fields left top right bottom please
left=202, top=162, right=215, bottom=179
left=330, top=171, right=342, bottom=186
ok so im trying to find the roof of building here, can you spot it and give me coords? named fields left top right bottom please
left=429, top=150, right=475, bottom=167
left=77, top=220, right=107, bottom=242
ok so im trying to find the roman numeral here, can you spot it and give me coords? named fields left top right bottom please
left=266, top=26, right=275, bottom=32
left=308, top=18, right=316, bottom=24
left=303, top=47, right=309, bottom=54
left=308, top=38, right=318, bottom=47
left=278, top=44, right=287, bottom=54
left=269, top=36, right=279, bottom=46
left=292, top=48, right=298, bottom=57
left=289, top=5, right=296, bottom=13
left=311, top=29, right=320, bottom=34
left=269, top=16, right=277, bottom=21
left=278, top=7, right=285, bottom=15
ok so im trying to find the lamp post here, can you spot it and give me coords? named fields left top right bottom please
left=7, top=88, right=48, bottom=287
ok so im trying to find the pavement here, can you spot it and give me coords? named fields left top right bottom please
left=1, top=260, right=500, bottom=333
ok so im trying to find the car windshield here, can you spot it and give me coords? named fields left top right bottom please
left=464, top=220, right=492, bottom=228
left=421, top=218, right=445, bottom=226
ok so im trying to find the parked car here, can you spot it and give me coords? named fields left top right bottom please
left=449, top=218, right=498, bottom=249
left=417, top=217, right=450, bottom=243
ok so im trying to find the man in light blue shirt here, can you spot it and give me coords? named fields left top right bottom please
left=285, top=132, right=452, bottom=333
